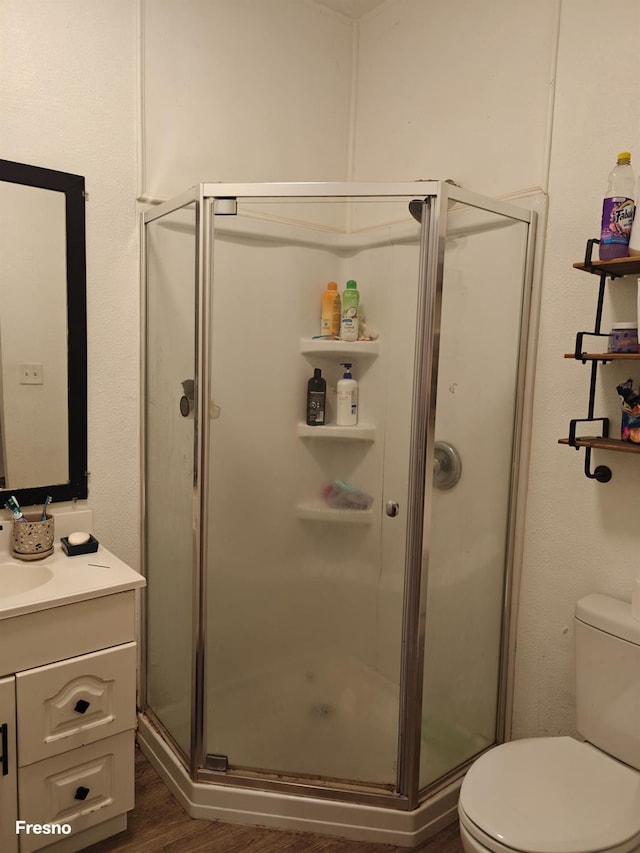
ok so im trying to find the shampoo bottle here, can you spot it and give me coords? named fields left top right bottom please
left=306, top=368, right=326, bottom=426
left=340, top=280, right=360, bottom=341
left=320, top=281, right=341, bottom=337
left=336, top=363, right=358, bottom=426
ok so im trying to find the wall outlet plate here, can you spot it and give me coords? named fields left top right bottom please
left=18, top=363, right=43, bottom=385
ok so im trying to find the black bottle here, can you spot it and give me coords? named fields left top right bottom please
left=306, top=368, right=326, bottom=426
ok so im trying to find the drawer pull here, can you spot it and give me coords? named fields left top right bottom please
left=74, top=699, right=91, bottom=714
left=74, top=786, right=90, bottom=801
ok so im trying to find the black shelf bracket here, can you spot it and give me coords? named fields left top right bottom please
left=573, top=331, right=611, bottom=363
left=584, top=447, right=612, bottom=483
left=582, top=238, right=625, bottom=280
left=568, top=418, right=612, bottom=483
left=565, top=240, right=622, bottom=482
left=568, top=417, right=610, bottom=447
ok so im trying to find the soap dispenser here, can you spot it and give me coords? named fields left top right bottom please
left=336, top=363, right=358, bottom=426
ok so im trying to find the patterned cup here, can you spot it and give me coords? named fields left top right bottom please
left=11, top=513, right=55, bottom=560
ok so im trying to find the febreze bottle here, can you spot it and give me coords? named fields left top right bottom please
left=600, top=152, right=636, bottom=260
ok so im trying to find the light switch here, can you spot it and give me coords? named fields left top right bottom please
left=18, top=363, right=44, bottom=385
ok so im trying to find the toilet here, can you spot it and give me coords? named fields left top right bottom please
left=458, top=594, right=640, bottom=853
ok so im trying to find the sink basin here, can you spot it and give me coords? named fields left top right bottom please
left=0, top=563, right=54, bottom=596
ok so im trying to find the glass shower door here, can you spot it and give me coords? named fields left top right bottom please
left=203, top=196, right=424, bottom=790
left=144, top=201, right=198, bottom=758
left=418, top=197, right=532, bottom=789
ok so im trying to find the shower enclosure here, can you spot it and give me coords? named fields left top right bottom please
left=139, top=182, right=536, bottom=846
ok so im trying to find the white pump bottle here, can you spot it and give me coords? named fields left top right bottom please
left=336, top=363, right=358, bottom=426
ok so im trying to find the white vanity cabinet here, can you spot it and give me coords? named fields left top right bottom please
left=0, top=676, right=18, bottom=853
left=0, top=538, right=145, bottom=853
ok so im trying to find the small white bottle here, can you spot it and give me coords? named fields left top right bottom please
left=336, top=363, right=358, bottom=426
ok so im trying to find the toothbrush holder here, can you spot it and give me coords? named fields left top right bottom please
left=11, top=513, right=55, bottom=561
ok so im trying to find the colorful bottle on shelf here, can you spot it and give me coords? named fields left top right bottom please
left=306, top=368, right=326, bottom=426
left=599, top=152, right=636, bottom=260
left=340, top=280, right=360, bottom=341
left=320, top=281, right=341, bottom=336
left=336, top=363, right=358, bottom=425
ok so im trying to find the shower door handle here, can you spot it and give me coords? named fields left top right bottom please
left=385, top=501, right=400, bottom=517
left=179, top=379, right=221, bottom=420
left=179, top=379, right=195, bottom=418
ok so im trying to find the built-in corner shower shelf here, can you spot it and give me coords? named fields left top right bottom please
left=299, top=338, right=380, bottom=359
left=295, top=502, right=374, bottom=524
left=297, top=422, right=376, bottom=441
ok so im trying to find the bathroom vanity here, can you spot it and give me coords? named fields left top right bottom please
left=0, top=514, right=145, bottom=853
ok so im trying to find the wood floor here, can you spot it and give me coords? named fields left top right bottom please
left=85, top=746, right=465, bottom=853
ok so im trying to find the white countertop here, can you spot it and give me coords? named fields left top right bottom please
left=0, top=508, right=145, bottom=620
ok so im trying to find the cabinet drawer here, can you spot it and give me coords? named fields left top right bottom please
left=18, top=730, right=134, bottom=853
left=16, top=643, right=136, bottom=766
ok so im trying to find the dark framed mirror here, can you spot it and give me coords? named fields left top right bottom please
left=0, top=159, right=88, bottom=507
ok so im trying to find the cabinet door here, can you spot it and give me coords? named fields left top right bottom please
left=0, top=675, right=18, bottom=853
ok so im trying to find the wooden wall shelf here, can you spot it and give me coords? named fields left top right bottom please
left=559, top=437, right=640, bottom=455
left=573, top=256, right=640, bottom=277
left=564, top=352, right=640, bottom=360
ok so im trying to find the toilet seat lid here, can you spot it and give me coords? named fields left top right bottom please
left=459, top=737, right=640, bottom=853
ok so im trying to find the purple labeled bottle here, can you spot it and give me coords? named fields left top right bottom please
left=599, top=152, right=636, bottom=260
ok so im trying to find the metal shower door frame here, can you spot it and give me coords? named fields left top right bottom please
left=141, top=181, right=536, bottom=809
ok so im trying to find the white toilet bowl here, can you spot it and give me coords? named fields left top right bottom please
left=458, top=736, right=640, bottom=853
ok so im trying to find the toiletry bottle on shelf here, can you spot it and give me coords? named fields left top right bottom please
left=336, top=363, right=358, bottom=426
left=306, top=368, right=326, bottom=426
left=630, top=178, right=640, bottom=256
left=340, top=280, right=360, bottom=341
left=599, top=152, right=636, bottom=260
left=320, top=281, right=341, bottom=337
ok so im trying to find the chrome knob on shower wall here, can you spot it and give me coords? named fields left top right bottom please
left=433, top=441, right=462, bottom=489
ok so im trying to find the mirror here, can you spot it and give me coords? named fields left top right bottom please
left=0, top=160, right=87, bottom=507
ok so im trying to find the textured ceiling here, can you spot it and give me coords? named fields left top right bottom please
left=312, top=0, right=388, bottom=20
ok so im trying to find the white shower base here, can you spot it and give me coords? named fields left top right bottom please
left=138, top=713, right=461, bottom=847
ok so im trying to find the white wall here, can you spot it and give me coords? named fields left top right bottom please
left=0, top=0, right=139, bottom=566
left=142, top=0, right=354, bottom=196
left=353, top=0, right=559, bottom=194
left=4, top=0, right=640, bottom=747
left=511, top=0, right=640, bottom=738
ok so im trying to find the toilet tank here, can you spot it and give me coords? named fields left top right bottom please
left=575, top=593, right=640, bottom=770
